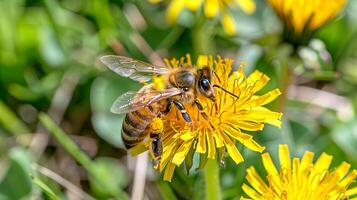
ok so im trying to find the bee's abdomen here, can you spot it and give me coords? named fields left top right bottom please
left=121, top=106, right=157, bottom=149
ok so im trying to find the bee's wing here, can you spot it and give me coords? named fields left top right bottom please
left=100, top=55, right=169, bottom=82
left=110, top=87, right=182, bottom=114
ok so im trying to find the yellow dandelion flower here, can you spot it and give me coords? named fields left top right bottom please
left=149, top=0, right=256, bottom=35
left=152, top=55, right=282, bottom=181
left=241, top=144, right=357, bottom=200
left=268, top=0, right=346, bottom=33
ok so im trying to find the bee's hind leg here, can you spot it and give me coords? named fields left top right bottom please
left=149, top=132, right=162, bottom=170
left=149, top=117, right=163, bottom=170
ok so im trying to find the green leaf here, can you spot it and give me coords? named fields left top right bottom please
left=217, top=148, right=226, bottom=167
left=0, top=147, right=33, bottom=200
left=330, top=119, right=357, bottom=158
left=197, top=152, right=208, bottom=170
left=184, top=143, right=195, bottom=175
left=31, top=176, right=60, bottom=200
left=39, top=27, right=65, bottom=66
left=303, top=71, right=337, bottom=81
left=90, top=76, right=139, bottom=148
left=8, top=83, right=41, bottom=101
left=89, top=157, right=129, bottom=199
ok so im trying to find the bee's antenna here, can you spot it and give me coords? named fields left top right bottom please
left=213, top=85, right=239, bottom=99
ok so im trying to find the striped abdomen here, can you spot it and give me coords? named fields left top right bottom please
left=121, top=105, right=159, bottom=149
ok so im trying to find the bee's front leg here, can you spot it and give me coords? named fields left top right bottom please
left=161, top=99, right=172, bottom=115
left=173, top=100, right=193, bottom=128
left=194, top=99, right=209, bottom=121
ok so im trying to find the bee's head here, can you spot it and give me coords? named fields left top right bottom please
left=197, top=67, right=240, bottom=102
left=197, top=67, right=216, bottom=102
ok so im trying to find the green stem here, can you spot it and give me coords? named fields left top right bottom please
left=191, top=17, right=216, bottom=57
left=0, top=100, right=30, bottom=135
left=204, top=160, right=222, bottom=200
left=39, top=113, right=94, bottom=170
left=157, top=25, right=185, bottom=50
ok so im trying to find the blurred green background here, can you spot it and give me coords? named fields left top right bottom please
left=0, top=0, right=357, bottom=199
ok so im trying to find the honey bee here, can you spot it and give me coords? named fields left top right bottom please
left=100, top=55, right=238, bottom=162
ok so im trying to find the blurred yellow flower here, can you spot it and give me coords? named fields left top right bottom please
left=268, top=0, right=346, bottom=33
left=241, top=144, right=357, bottom=200
left=151, top=55, right=282, bottom=181
left=149, top=0, right=256, bottom=35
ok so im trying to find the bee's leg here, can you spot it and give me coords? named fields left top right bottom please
left=173, top=100, right=193, bottom=127
left=149, top=132, right=162, bottom=159
left=149, top=118, right=163, bottom=170
left=161, top=99, right=172, bottom=115
left=157, top=100, right=171, bottom=118
left=194, top=100, right=209, bottom=121
left=149, top=132, right=162, bottom=170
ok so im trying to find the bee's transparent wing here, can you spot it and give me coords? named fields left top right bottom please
left=100, top=55, right=169, bottom=82
left=110, top=87, right=182, bottom=114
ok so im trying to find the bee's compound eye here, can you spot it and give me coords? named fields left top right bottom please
left=199, top=78, right=211, bottom=91
left=183, top=87, right=189, bottom=92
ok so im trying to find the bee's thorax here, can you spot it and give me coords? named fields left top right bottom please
left=168, top=69, right=196, bottom=89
